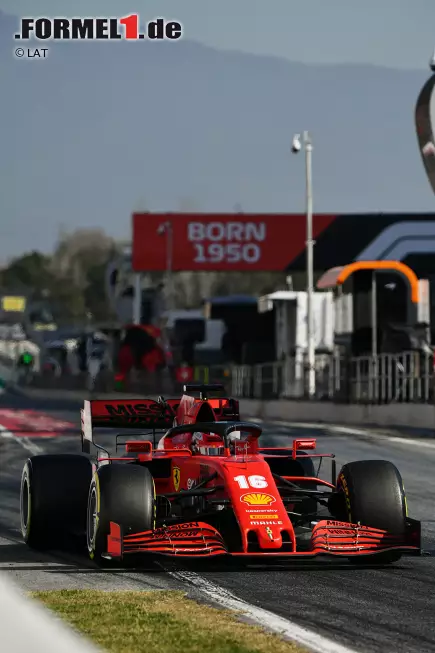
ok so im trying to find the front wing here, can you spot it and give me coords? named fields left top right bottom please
left=105, top=518, right=421, bottom=560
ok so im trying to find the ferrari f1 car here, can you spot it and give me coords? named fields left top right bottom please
left=20, top=384, right=421, bottom=564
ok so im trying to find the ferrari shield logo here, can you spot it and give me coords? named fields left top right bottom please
left=173, top=466, right=181, bottom=492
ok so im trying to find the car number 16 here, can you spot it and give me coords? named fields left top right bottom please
left=234, top=475, right=268, bottom=489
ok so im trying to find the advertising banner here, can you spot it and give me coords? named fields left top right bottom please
left=132, top=213, right=335, bottom=272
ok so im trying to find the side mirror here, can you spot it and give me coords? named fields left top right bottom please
left=292, top=438, right=316, bottom=459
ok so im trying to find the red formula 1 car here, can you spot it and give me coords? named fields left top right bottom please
left=20, top=384, right=421, bottom=564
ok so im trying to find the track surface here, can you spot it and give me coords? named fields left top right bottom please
left=1, top=389, right=435, bottom=652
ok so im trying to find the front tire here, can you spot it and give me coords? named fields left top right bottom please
left=20, top=454, right=92, bottom=550
left=334, top=460, right=407, bottom=564
left=87, top=464, right=155, bottom=564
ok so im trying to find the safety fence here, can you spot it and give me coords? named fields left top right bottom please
left=26, top=366, right=175, bottom=396
left=195, top=351, right=434, bottom=404
left=5, top=343, right=434, bottom=405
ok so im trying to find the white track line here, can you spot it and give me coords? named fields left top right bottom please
left=161, top=566, right=357, bottom=653
left=0, top=561, right=72, bottom=568
left=0, top=423, right=42, bottom=455
left=252, top=419, right=370, bottom=437
left=383, top=436, right=435, bottom=450
left=251, top=418, right=435, bottom=448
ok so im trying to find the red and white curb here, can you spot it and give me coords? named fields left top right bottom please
left=0, top=410, right=76, bottom=454
left=0, top=409, right=74, bottom=437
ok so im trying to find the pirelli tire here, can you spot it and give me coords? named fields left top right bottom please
left=335, top=459, right=408, bottom=564
left=87, top=464, right=155, bottom=564
left=20, top=454, right=92, bottom=550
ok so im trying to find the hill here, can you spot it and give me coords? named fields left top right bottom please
left=1, top=10, right=433, bottom=258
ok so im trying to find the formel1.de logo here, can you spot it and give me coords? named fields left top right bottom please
left=15, top=15, right=183, bottom=41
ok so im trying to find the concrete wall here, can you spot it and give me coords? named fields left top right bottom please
left=12, top=386, right=435, bottom=432
left=239, top=399, right=435, bottom=431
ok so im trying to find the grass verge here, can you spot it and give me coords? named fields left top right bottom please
left=31, top=590, right=309, bottom=653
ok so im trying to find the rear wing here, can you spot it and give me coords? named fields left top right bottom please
left=81, top=399, right=178, bottom=453
left=181, top=384, right=239, bottom=420
left=197, top=397, right=240, bottom=420
left=183, top=384, right=225, bottom=399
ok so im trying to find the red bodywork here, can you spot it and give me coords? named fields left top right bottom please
left=81, top=391, right=421, bottom=561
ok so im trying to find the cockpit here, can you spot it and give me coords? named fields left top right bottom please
left=158, top=422, right=261, bottom=456
left=191, top=429, right=242, bottom=456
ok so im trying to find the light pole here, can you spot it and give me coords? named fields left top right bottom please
left=292, top=131, right=315, bottom=397
left=132, top=273, right=142, bottom=324
left=157, top=221, right=174, bottom=310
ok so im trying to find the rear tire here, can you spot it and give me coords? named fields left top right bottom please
left=20, top=455, right=92, bottom=550
left=87, top=464, right=155, bottom=564
left=335, top=460, right=407, bottom=564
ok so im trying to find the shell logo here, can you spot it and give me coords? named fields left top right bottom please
left=240, top=493, right=276, bottom=506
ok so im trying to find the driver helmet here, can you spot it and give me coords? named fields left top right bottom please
left=192, top=431, right=225, bottom=456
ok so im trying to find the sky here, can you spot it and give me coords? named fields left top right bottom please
left=2, top=1, right=435, bottom=262
left=2, top=0, right=435, bottom=71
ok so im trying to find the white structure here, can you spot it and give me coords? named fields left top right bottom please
left=258, top=290, right=334, bottom=395
left=258, top=290, right=335, bottom=356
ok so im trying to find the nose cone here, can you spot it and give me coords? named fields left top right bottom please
left=254, top=524, right=283, bottom=549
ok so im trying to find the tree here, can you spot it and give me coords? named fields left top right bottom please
left=51, top=229, right=115, bottom=283
left=0, top=251, right=52, bottom=296
left=0, top=230, right=120, bottom=323
left=49, top=229, right=119, bottom=320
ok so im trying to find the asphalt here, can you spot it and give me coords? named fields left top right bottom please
left=1, top=389, right=435, bottom=652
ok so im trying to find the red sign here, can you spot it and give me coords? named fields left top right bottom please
left=132, top=213, right=335, bottom=271
left=175, top=366, right=193, bottom=383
